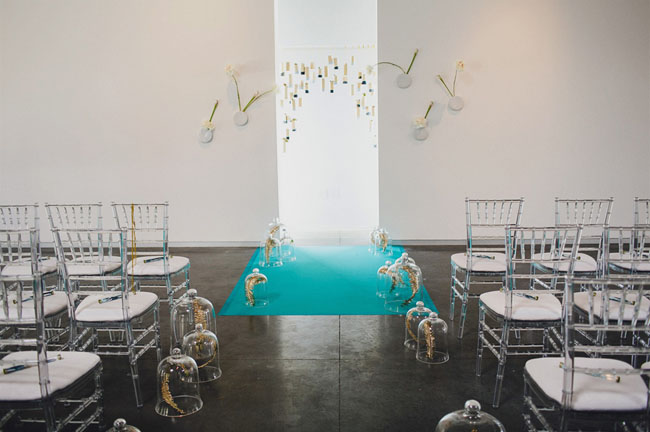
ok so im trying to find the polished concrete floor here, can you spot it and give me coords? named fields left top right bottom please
left=30, top=246, right=531, bottom=431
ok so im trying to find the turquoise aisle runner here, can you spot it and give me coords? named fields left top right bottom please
left=219, top=245, right=437, bottom=316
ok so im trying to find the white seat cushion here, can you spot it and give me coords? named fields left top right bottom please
left=0, top=292, right=69, bottom=319
left=65, top=256, right=122, bottom=276
left=533, top=252, right=598, bottom=273
left=74, top=291, right=158, bottom=322
left=126, top=256, right=189, bottom=276
left=451, top=252, right=507, bottom=273
left=1, top=257, right=58, bottom=276
left=480, top=290, right=562, bottom=321
left=0, top=351, right=100, bottom=401
left=574, top=290, right=650, bottom=321
left=525, top=357, right=648, bottom=411
left=608, top=253, right=650, bottom=272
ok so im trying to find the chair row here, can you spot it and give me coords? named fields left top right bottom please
left=451, top=197, right=650, bottom=339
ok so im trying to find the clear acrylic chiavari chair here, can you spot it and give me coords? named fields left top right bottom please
left=52, top=228, right=161, bottom=408
left=523, top=276, right=650, bottom=431
left=0, top=204, right=58, bottom=278
left=0, top=231, right=103, bottom=431
left=604, top=226, right=650, bottom=276
left=0, top=227, right=69, bottom=350
left=110, top=202, right=190, bottom=317
left=476, top=225, right=582, bottom=408
left=548, top=198, right=614, bottom=276
left=450, top=198, right=524, bottom=338
left=635, top=197, right=650, bottom=226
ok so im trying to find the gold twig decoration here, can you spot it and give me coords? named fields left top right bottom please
left=162, top=372, right=185, bottom=414
left=423, top=321, right=436, bottom=360
left=193, top=299, right=207, bottom=328
left=378, top=266, right=389, bottom=275
left=406, top=310, right=417, bottom=341
left=401, top=266, right=420, bottom=306
left=245, top=275, right=265, bottom=306
left=194, top=333, right=217, bottom=369
left=269, top=225, right=280, bottom=236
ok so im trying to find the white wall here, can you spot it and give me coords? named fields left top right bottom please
left=0, top=0, right=278, bottom=243
left=1, top=1, right=649, bottom=243
left=378, top=0, right=650, bottom=240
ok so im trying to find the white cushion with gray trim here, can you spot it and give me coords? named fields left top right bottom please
left=525, top=357, right=648, bottom=411
left=532, top=253, right=598, bottom=273
left=0, top=292, right=70, bottom=320
left=0, top=351, right=100, bottom=401
left=0, top=257, right=58, bottom=276
left=608, top=253, right=650, bottom=272
left=480, top=290, right=562, bottom=321
left=574, top=290, right=650, bottom=321
left=74, top=291, right=158, bottom=322
left=451, top=252, right=507, bottom=273
left=125, top=256, right=189, bottom=276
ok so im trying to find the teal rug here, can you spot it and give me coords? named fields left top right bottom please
left=219, top=245, right=437, bottom=316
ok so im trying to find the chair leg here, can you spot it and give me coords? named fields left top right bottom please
left=154, top=304, right=162, bottom=364
left=492, top=320, right=510, bottom=408
left=450, top=266, right=457, bottom=321
left=476, top=304, right=485, bottom=376
left=457, top=272, right=471, bottom=339
left=125, top=322, right=143, bottom=408
left=95, top=365, right=105, bottom=430
left=43, top=401, right=57, bottom=432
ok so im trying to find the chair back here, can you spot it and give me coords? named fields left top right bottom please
left=0, top=204, right=39, bottom=230
left=45, top=203, right=103, bottom=230
left=504, top=225, right=582, bottom=296
left=634, top=198, right=650, bottom=226
left=562, top=276, right=650, bottom=410
left=465, top=198, right=524, bottom=260
left=0, top=229, right=41, bottom=321
left=111, top=202, right=170, bottom=258
left=604, top=226, right=650, bottom=274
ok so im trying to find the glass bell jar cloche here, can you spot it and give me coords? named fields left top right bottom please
left=281, top=235, right=296, bottom=262
left=171, top=289, right=217, bottom=349
left=259, top=234, right=282, bottom=267
left=384, top=253, right=423, bottom=313
left=416, top=312, right=449, bottom=364
left=107, top=418, right=141, bottom=432
left=404, top=301, right=433, bottom=350
left=182, top=323, right=222, bottom=383
left=370, top=227, right=391, bottom=255
left=376, top=260, right=393, bottom=299
left=244, top=268, right=269, bottom=307
left=434, top=400, right=506, bottom=432
left=266, top=217, right=288, bottom=241
left=155, top=348, right=203, bottom=418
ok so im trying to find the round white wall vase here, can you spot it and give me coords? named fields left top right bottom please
left=198, top=127, right=214, bottom=143
left=396, top=73, right=412, bottom=89
left=448, top=96, right=464, bottom=111
left=233, top=111, right=249, bottom=126
left=413, top=127, right=429, bottom=141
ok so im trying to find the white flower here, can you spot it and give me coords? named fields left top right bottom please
left=225, top=64, right=237, bottom=77
left=413, top=117, right=427, bottom=129
left=366, top=65, right=374, bottom=75
left=202, top=120, right=215, bottom=130
left=456, top=60, right=465, bottom=72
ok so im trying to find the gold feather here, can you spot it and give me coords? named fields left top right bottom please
left=423, top=320, right=436, bottom=360
left=269, top=225, right=280, bottom=236
left=245, top=275, right=265, bottom=306
left=161, top=371, right=185, bottom=414
left=378, top=266, right=389, bottom=275
left=406, top=310, right=417, bottom=341
left=400, top=266, right=420, bottom=307
left=264, top=237, right=274, bottom=264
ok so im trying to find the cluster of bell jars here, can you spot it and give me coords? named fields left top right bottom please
left=278, top=52, right=376, bottom=152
